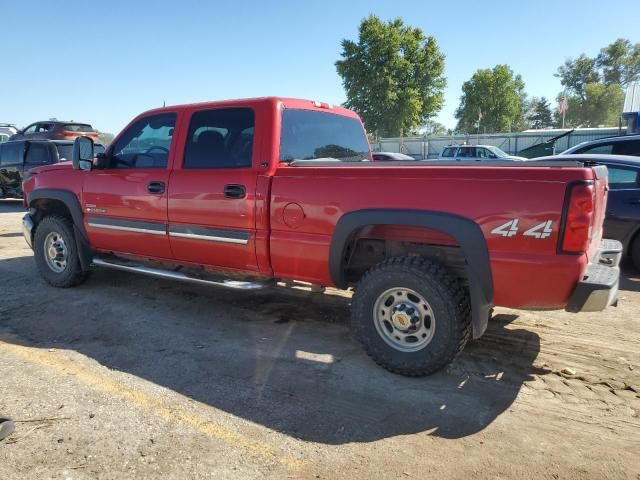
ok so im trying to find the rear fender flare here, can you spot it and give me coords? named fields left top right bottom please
left=329, top=209, right=493, bottom=338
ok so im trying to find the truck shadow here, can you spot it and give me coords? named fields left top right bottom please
left=1, top=256, right=542, bottom=444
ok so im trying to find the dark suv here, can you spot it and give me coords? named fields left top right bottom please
left=10, top=121, right=99, bottom=142
left=0, top=140, right=105, bottom=198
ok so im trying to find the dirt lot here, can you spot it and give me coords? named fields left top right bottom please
left=0, top=199, right=638, bottom=479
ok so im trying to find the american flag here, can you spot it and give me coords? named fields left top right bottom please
left=558, top=96, right=568, bottom=114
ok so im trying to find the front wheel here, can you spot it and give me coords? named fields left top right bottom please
left=33, top=216, right=87, bottom=287
left=351, top=256, right=471, bottom=376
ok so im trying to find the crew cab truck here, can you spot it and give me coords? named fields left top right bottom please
left=21, top=97, right=621, bottom=376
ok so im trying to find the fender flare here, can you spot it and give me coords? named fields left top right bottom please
left=329, top=209, right=493, bottom=338
left=28, top=188, right=93, bottom=271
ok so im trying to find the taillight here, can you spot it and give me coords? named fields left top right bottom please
left=560, top=182, right=595, bottom=254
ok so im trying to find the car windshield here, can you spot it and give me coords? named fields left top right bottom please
left=486, top=146, right=508, bottom=158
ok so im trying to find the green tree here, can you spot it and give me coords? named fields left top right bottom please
left=421, top=120, right=448, bottom=136
left=336, top=15, right=446, bottom=137
left=528, top=97, right=554, bottom=129
left=98, top=132, right=115, bottom=145
left=454, top=65, right=526, bottom=133
left=561, top=83, right=624, bottom=127
left=596, top=38, right=640, bottom=86
left=556, top=54, right=600, bottom=98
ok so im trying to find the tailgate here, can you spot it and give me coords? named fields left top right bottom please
left=587, top=165, right=609, bottom=261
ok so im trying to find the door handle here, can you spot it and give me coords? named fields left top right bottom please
left=628, top=198, right=640, bottom=205
left=147, top=181, right=165, bottom=194
left=224, top=184, right=246, bottom=199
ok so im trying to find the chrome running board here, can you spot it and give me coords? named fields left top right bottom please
left=92, top=257, right=268, bottom=290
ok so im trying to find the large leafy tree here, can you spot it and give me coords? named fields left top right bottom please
left=454, top=65, right=526, bottom=133
left=336, top=15, right=446, bottom=137
left=556, top=54, right=600, bottom=98
left=596, top=38, right=640, bottom=86
left=554, top=39, right=636, bottom=128
left=559, top=83, right=624, bottom=128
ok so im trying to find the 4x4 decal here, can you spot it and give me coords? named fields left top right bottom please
left=491, top=219, right=553, bottom=239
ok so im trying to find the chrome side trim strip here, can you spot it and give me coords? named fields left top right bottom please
left=87, top=223, right=166, bottom=236
left=92, top=257, right=267, bottom=290
left=169, top=231, right=249, bottom=244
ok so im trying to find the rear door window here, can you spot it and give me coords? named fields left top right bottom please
left=458, top=147, right=475, bottom=158
left=607, top=166, right=639, bottom=189
left=183, top=108, right=255, bottom=169
left=612, top=140, right=640, bottom=156
left=575, top=143, right=614, bottom=154
left=280, top=109, right=370, bottom=162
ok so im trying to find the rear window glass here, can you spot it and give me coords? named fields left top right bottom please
left=63, top=124, right=93, bottom=132
left=279, top=109, right=370, bottom=162
left=441, top=147, right=456, bottom=157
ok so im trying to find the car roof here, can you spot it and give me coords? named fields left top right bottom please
left=565, top=134, right=640, bottom=151
left=535, top=153, right=640, bottom=167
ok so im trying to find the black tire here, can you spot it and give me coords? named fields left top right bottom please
left=33, top=215, right=87, bottom=288
left=351, top=256, right=471, bottom=376
left=631, top=233, right=640, bottom=272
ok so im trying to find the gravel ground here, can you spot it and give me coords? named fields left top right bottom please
left=0, top=199, right=638, bottom=479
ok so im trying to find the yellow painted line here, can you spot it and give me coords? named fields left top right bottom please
left=0, top=340, right=303, bottom=471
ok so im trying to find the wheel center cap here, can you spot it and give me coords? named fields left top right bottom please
left=391, top=312, right=411, bottom=329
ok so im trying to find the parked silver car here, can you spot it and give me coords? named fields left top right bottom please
left=439, top=144, right=526, bottom=161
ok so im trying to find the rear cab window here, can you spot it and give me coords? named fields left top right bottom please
left=279, top=109, right=370, bottom=162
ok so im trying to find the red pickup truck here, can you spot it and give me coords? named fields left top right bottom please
left=21, top=97, right=621, bottom=376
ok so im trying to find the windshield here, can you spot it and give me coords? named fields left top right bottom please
left=280, top=109, right=370, bottom=162
left=487, top=146, right=509, bottom=158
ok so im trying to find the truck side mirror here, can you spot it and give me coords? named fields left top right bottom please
left=72, top=136, right=94, bottom=171
left=94, top=152, right=109, bottom=169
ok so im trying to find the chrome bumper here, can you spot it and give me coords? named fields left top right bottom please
left=22, top=213, right=34, bottom=249
left=565, top=239, right=622, bottom=313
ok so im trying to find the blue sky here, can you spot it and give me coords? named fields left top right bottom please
left=2, top=0, right=638, bottom=134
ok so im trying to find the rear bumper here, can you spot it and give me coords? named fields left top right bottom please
left=565, top=239, right=622, bottom=313
left=22, top=213, right=34, bottom=249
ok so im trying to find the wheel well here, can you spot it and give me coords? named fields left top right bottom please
left=30, top=198, right=73, bottom=231
left=342, top=225, right=467, bottom=286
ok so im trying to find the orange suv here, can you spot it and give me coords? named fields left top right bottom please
left=10, top=121, right=99, bottom=142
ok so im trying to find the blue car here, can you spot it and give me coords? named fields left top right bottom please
left=561, top=136, right=640, bottom=269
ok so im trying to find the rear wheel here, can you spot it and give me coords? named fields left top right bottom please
left=351, top=256, right=471, bottom=376
left=33, top=216, right=87, bottom=287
